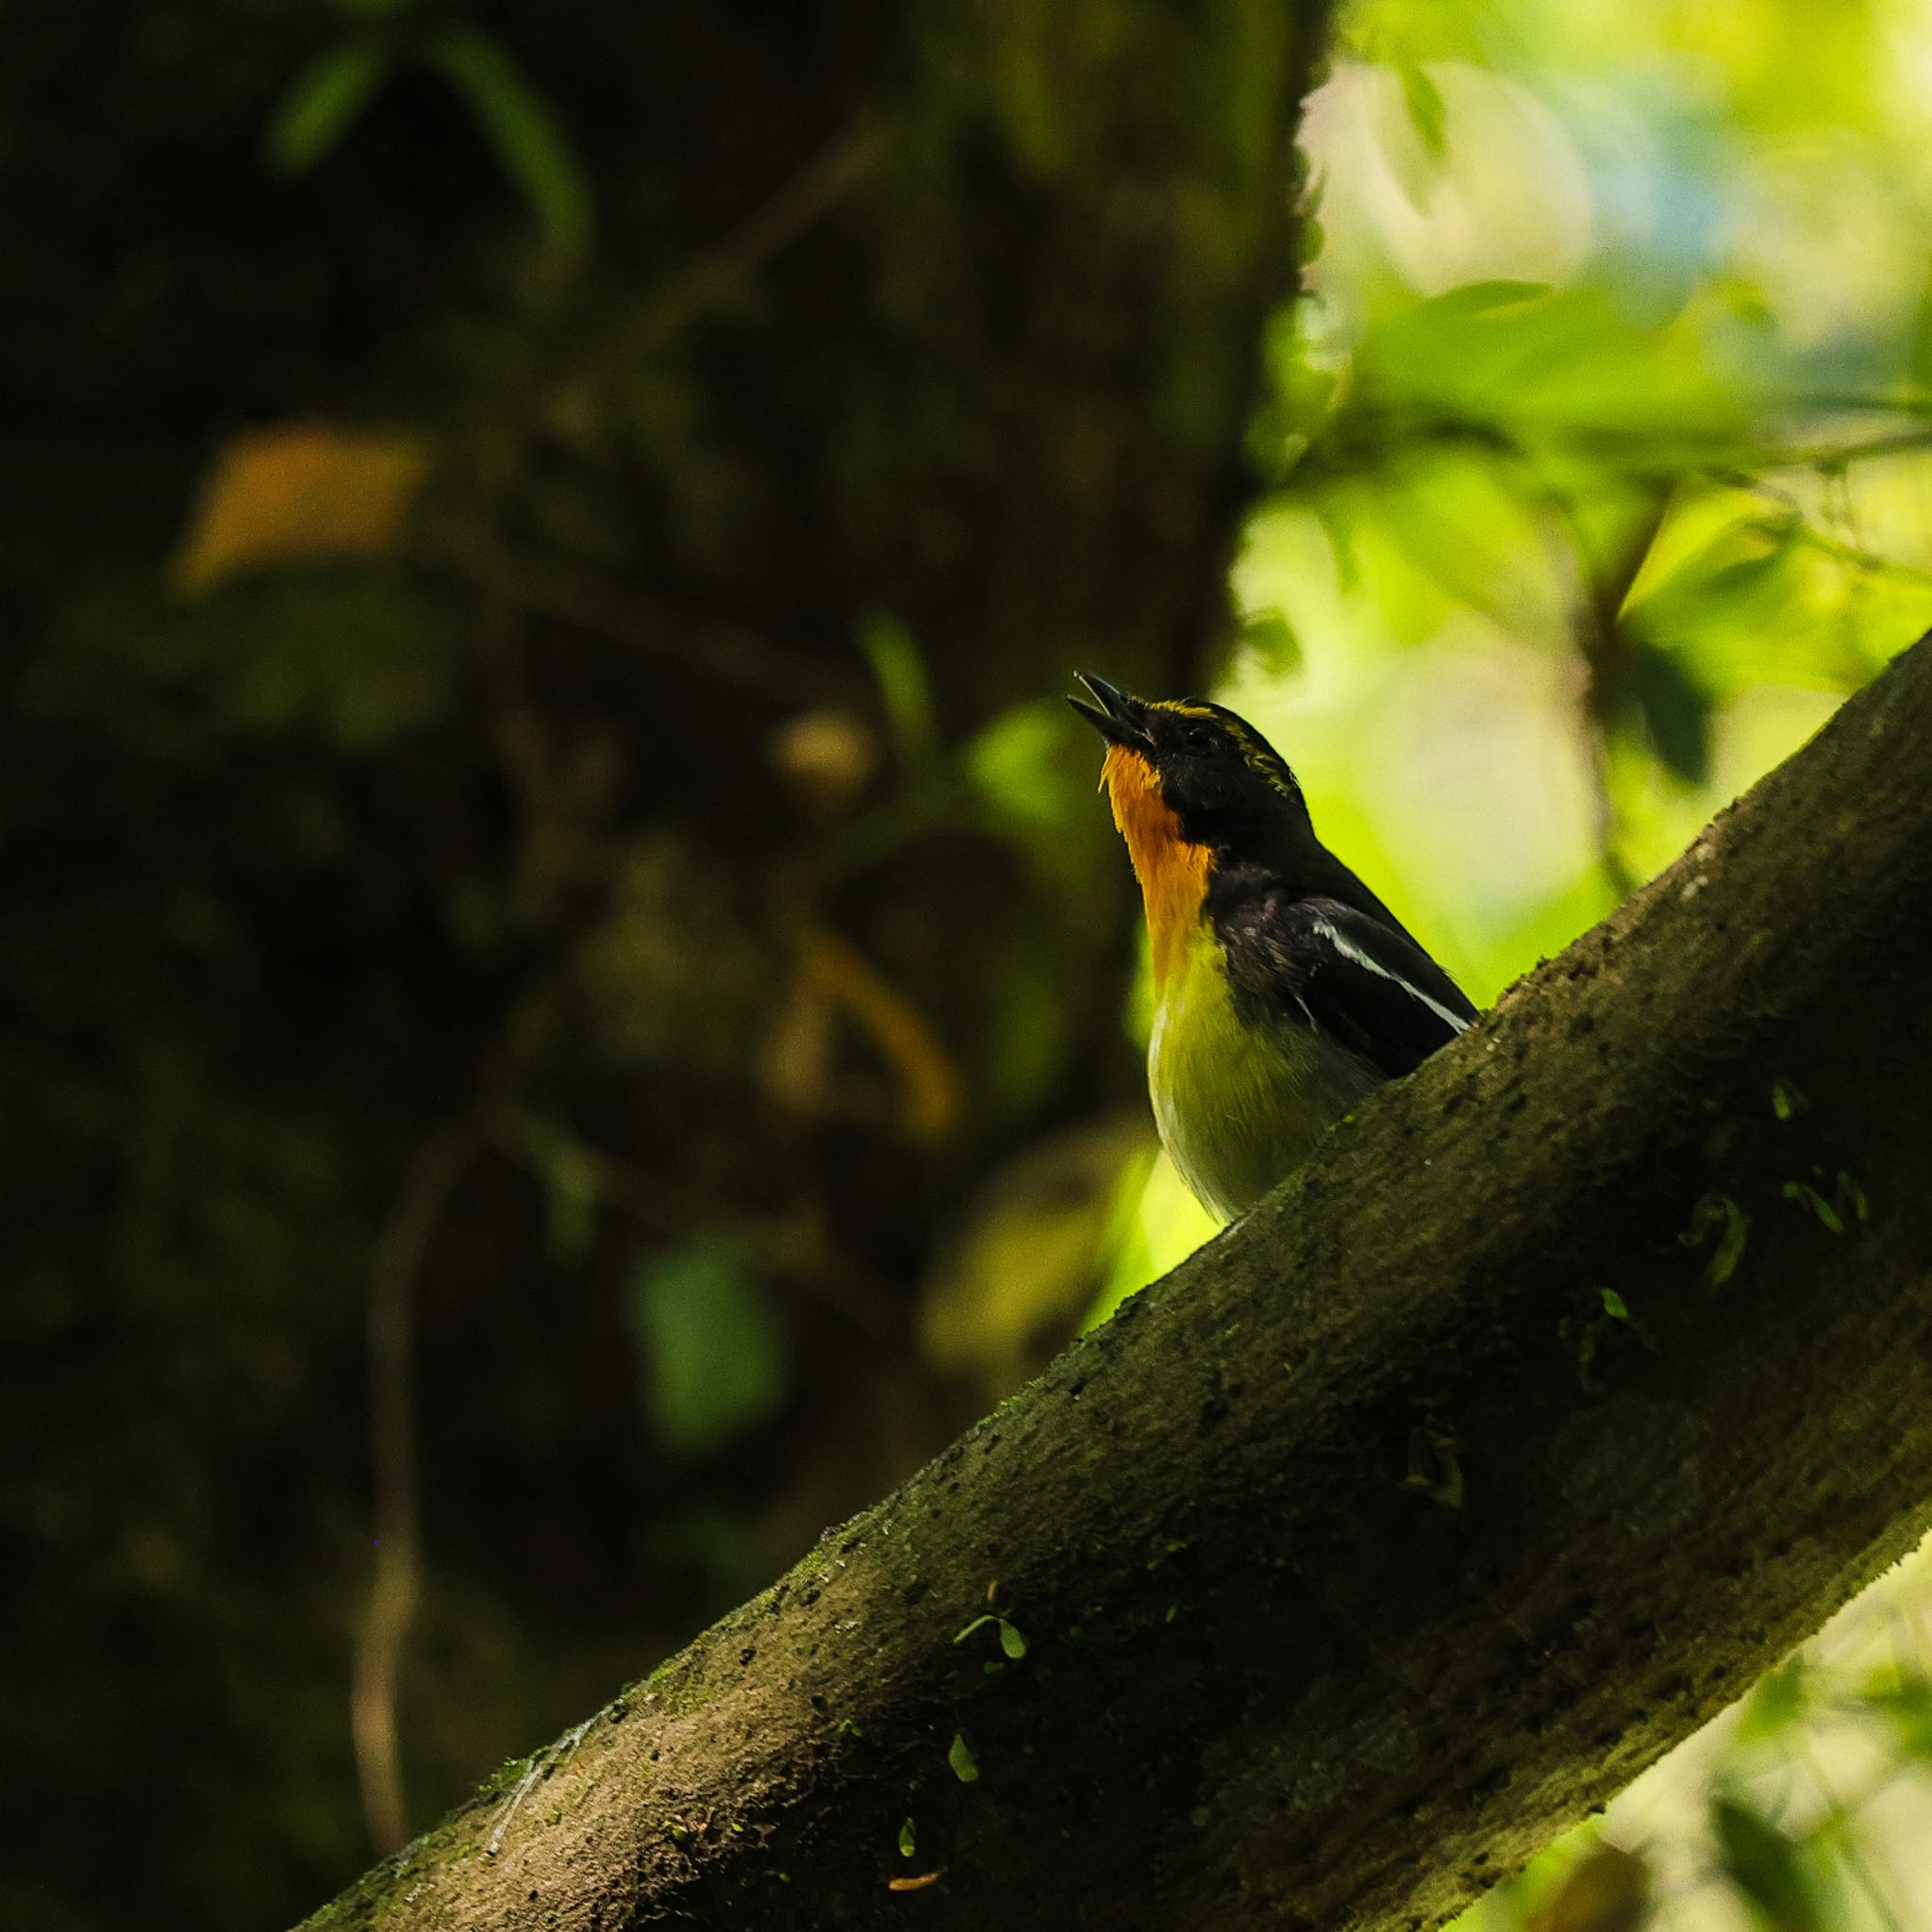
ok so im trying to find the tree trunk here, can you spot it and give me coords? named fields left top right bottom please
left=295, top=626, right=1932, bottom=1929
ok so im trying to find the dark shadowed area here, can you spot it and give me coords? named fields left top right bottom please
left=8, top=2, right=1932, bottom=1929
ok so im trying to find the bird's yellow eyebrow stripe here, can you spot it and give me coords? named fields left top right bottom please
left=1147, top=699, right=1302, bottom=802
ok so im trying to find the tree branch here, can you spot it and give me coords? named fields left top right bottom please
left=301, top=631, right=1932, bottom=1930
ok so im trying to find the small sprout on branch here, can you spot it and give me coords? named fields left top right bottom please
left=953, top=1613, right=1026, bottom=1658
left=947, top=1731, right=980, bottom=1783
left=1781, top=1181, right=1844, bottom=1234
left=897, top=1818, right=916, bottom=1858
left=1599, top=1288, right=1629, bottom=1322
left=1834, top=1171, right=1870, bottom=1223
left=1681, top=1193, right=1750, bottom=1290
left=1557, top=1315, right=1603, bottom=1394
left=1771, top=1077, right=1808, bottom=1121
left=1405, top=1428, right=1465, bottom=1508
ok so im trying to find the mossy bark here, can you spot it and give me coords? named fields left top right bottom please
left=296, top=637, right=1932, bottom=1926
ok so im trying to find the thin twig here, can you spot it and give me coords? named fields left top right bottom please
left=351, top=1119, right=479, bottom=1856
left=624, top=119, right=893, bottom=356
left=486, top=1719, right=592, bottom=1857
left=437, top=533, right=846, bottom=706
left=1793, top=1737, right=1911, bottom=1932
left=1539, top=486, right=1670, bottom=901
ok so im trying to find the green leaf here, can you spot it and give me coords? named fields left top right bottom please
left=1833, top=1171, right=1869, bottom=1223
left=1239, top=611, right=1301, bottom=673
left=1396, top=61, right=1448, bottom=158
left=264, top=41, right=391, bottom=175
left=955, top=1613, right=1027, bottom=1659
left=518, top=1116, right=604, bottom=1267
left=1907, top=263, right=1932, bottom=394
left=425, top=25, right=593, bottom=258
left=628, top=1238, right=788, bottom=1457
left=1362, top=280, right=1745, bottom=457
left=1732, top=1658, right=1809, bottom=1748
left=857, top=612, right=937, bottom=771
left=1682, top=1192, right=1750, bottom=1290
left=1613, top=638, right=1712, bottom=785
left=946, top=1730, right=979, bottom=1783
left=1710, top=1793, right=1822, bottom=1932
left=1599, top=1288, right=1628, bottom=1322
left=897, top=1817, right=916, bottom=1857
left=1862, top=1677, right=1932, bottom=1759
left=1780, top=1181, right=1843, bottom=1236
left=962, top=701, right=1074, bottom=830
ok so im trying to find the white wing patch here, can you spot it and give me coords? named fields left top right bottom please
left=1310, top=916, right=1471, bottom=1037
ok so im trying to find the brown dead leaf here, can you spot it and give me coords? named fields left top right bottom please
left=175, top=422, right=429, bottom=592
left=797, top=928, right=964, bottom=1143
left=768, top=707, right=878, bottom=820
left=1530, top=1841, right=1650, bottom=1932
left=886, top=1869, right=943, bottom=1892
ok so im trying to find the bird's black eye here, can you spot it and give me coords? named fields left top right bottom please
left=1184, top=724, right=1217, bottom=754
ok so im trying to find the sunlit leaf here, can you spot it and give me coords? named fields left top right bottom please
left=425, top=25, right=593, bottom=258
left=1624, top=512, right=1803, bottom=662
left=962, top=701, right=1076, bottom=831
left=1731, top=1658, right=1809, bottom=1749
left=628, top=1238, right=788, bottom=1457
left=264, top=41, right=392, bottom=175
left=1860, top=1677, right=1932, bottom=1760
left=175, top=423, right=429, bottom=592
left=920, top=1119, right=1142, bottom=1396
left=1358, top=281, right=1749, bottom=459
left=1397, top=61, right=1448, bottom=158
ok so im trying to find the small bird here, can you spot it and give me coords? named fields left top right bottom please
left=1070, top=674, right=1477, bottom=1222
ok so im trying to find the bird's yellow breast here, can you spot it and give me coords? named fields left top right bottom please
left=1146, top=911, right=1381, bottom=1224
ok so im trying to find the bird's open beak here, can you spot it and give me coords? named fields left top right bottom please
left=1068, top=673, right=1154, bottom=749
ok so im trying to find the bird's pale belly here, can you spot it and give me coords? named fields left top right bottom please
left=1148, top=935, right=1379, bottom=1224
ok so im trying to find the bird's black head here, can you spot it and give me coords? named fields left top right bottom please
left=1069, top=673, right=1311, bottom=856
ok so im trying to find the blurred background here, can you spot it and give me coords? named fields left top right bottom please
left=8, top=1, right=1932, bottom=1927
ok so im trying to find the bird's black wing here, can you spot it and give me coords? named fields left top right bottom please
left=1221, top=891, right=1477, bottom=1080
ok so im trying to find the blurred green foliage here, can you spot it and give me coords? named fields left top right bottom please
left=629, top=1238, right=789, bottom=1458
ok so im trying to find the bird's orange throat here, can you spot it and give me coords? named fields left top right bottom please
left=1102, top=745, right=1212, bottom=987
